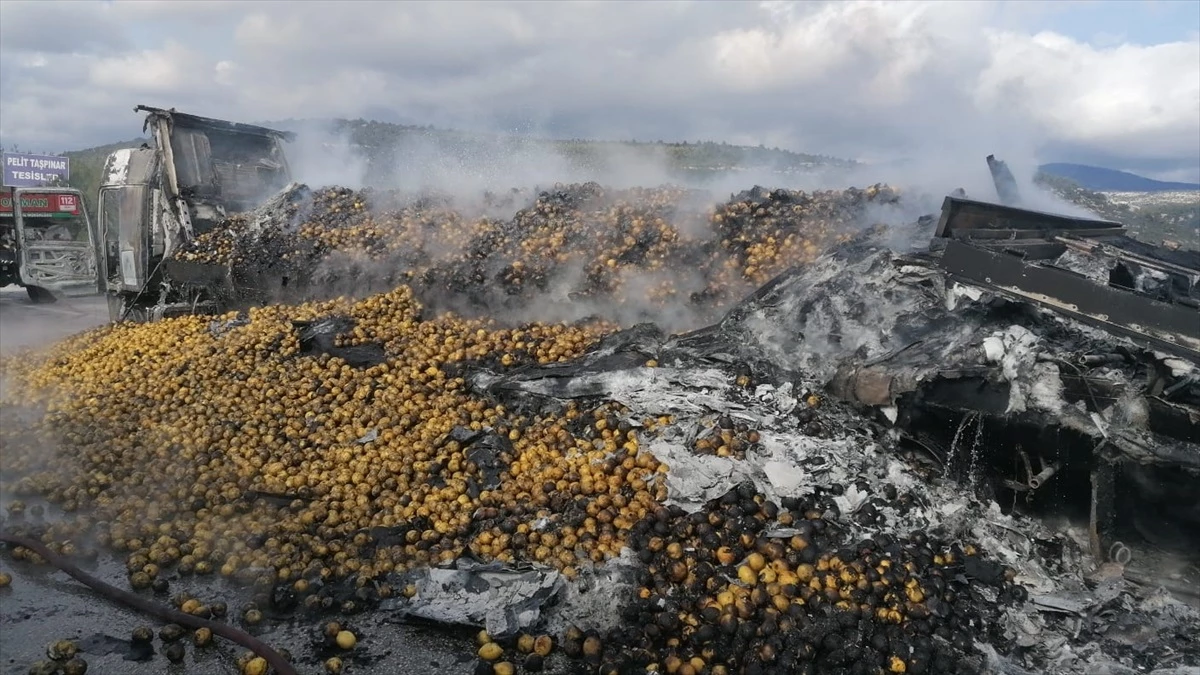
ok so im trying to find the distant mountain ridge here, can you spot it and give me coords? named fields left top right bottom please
left=1038, top=163, right=1199, bottom=192
left=257, top=117, right=858, bottom=175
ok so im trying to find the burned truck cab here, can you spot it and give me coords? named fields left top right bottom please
left=98, top=105, right=294, bottom=322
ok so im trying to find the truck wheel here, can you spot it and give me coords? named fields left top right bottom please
left=26, top=286, right=58, bottom=304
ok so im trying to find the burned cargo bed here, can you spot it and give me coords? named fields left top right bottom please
left=733, top=199, right=1199, bottom=555
left=468, top=192, right=1200, bottom=667
left=468, top=217, right=1200, bottom=672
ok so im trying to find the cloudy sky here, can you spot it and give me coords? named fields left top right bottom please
left=1, top=0, right=1198, bottom=182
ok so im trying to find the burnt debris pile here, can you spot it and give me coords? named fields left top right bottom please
left=2, top=181, right=1199, bottom=675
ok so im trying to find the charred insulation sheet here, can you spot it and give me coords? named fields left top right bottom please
left=469, top=229, right=1199, bottom=674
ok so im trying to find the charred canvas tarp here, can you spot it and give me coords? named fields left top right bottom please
left=474, top=226, right=1200, bottom=674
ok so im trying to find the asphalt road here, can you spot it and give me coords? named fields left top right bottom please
left=0, top=287, right=109, bottom=355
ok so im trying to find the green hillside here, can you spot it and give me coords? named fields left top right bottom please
left=1034, top=171, right=1198, bottom=245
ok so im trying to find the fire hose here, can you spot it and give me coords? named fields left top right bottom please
left=0, top=531, right=298, bottom=675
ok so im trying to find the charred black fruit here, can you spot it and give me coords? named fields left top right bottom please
left=159, top=624, right=186, bottom=643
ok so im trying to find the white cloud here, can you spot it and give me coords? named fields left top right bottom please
left=0, top=0, right=129, bottom=55
left=19, top=54, right=47, bottom=69
left=214, top=60, right=239, bottom=87
left=108, top=0, right=246, bottom=21
left=0, top=0, right=1196, bottom=183
left=707, top=2, right=992, bottom=105
left=88, top=41, right=205, bottom=94
left=976, top=31, right=1200, bottom=159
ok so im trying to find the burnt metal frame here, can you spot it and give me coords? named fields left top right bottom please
left=939, top=240, right=1200, bottom=362
left=134, top=105, right=296, bottom=142
left=934, top=196, right=1125, bottom=240
left=932, top=185, right=1199, bottom=566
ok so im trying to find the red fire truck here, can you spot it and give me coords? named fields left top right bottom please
left=0, top=187, right=102, bottom=303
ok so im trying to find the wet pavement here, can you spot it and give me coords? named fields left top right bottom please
left=0, top=288, right=109, bottom=355
left=0, top=542, right=483, bottom=675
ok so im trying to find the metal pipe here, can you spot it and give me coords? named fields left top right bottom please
left=1028, top=461, right=1061, bottom=490
left=1163, top=375, right=1197, bottom=398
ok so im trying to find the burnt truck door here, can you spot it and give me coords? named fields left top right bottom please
left=12, top=188, right=100, bottom=298
left=98, top=184, right=153, bottom=321
left=98, top=146, right=163, bottom=321
left=98, top=186, right=150, bottom=292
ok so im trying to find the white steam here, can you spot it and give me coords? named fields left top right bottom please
left=280, top=116, right=1103, bottom=233
left=284, top=120, right=373, bottom=190
left=279, top=119, right=859, bottom=203
left=243, top=117, right=1132, bottom=335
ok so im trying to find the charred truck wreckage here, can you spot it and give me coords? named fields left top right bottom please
left=98, top=105, right=295, bottom=322
left=466, top=193, right=1200, bottom=673
left=1, top=106, right=1197, bottom=675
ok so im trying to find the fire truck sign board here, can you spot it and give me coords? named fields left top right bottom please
left=0, top=192, right=82, bottom=218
